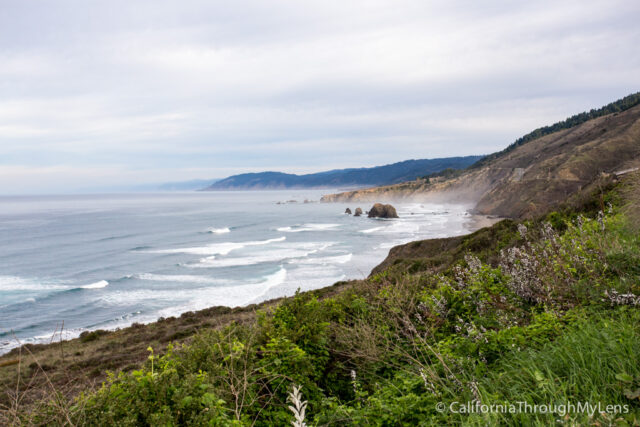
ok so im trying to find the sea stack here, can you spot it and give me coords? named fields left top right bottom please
left=354, top=207, right=363, bottom=217
left=367, top=203, right=399, bottom=218
left=345, top=208, right=352, bottom=215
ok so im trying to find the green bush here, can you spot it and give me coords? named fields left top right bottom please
left=13, top=196, right=640, bottom=426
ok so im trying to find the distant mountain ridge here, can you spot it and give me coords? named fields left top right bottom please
left=202, top=156, right=484, bottom=190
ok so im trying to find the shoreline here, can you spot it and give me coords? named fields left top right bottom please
left=0, top=207, right=508, bottom=413
left=0, top=207, right=498, bottom=358
left=467, top=213, right=504, bottom=231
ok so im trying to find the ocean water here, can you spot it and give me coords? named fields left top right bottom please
left=0, top=191, right=476, bottom=354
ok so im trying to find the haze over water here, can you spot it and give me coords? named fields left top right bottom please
left=0, top=190, right=475, bottom=354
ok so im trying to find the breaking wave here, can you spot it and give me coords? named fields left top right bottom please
left=289, top=253, right=353, bottom=265
left=207, top=227, right=230, bottom=234
left=276, top=223, right=341, bottom=233
left=80, top=280, right=109, bottom=289
left=148, top=236, right=286, bottom=256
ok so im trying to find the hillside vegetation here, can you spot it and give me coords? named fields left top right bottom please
left=471, top=92, right=640, bottom=170
left=2, top=170, right=640, bottom=425
left=2, top=94, right=640, bottom=425
left=203, top=157, right=483, bottom=190
left=321, top=93, right=640, bottom=219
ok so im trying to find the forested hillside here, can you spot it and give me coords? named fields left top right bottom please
left=204, top=156, right=483, bottom=190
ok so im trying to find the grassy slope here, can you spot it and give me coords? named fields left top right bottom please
left=320, top=101, right=640, bottom=219
left=2, top=172, right=639, bottom=425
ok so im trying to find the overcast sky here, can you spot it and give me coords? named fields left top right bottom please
left=1, top=0, right=639, bottom=193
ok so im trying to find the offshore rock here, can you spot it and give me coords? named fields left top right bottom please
left=367, top=203, right=399, bottom=219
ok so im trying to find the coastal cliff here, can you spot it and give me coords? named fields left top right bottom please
left=322, top=96, right=640, bottom=219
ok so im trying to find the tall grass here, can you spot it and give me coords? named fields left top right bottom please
left=467, top=308, right=640, bottom=425
left=622, top=171, right=640, bottom=231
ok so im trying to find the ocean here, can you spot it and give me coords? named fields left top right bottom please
left=0, top=191, right=476, bottom=354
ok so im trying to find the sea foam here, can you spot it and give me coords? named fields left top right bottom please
left=136, top=273, right=231, bottom=285
left=193, top=248, right=319, bottom=268
left=149, top=267, right=288, bottom=315
left=207, top=227, right=231, bottom=234
left=80, top=280, right=109, bottom=289
left=289, top=253, right=353, bottom=265
left=0, top=275, right=68, bottom=292
left=148, top=236, right=286, bottom=256
left=276, top=223, right=341, bottom=233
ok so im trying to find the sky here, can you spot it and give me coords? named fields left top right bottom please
left=1, top=0, right=639, bottom=193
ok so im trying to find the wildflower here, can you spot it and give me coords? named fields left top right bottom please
left=517, top=223, right=528, bottom=238
left=541, top=221, right=557, bottom=243
left=350, top=369, right=358, bottom=395
left=468, top=380, right=482, bottom=403
left=417, top=301, right=429, bottom=316
left=604, top=289, right=640, bottom=306
left=400, top=317, right=418, bottom=335
left=500, top=246, right=546, bottom=303
left=432, top=295, right=448, bottom=317
left=287, top=384, right=308, bottom=427
left=464, top=254, right=482, bottom=274
left=419, top=368, right=436, bottom=394
left=453, top=265, right=467, bottom=289
left=597, top=210, right=605, bottom=231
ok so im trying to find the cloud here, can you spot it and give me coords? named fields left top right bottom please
left=0, top=0, right=639, bottom=193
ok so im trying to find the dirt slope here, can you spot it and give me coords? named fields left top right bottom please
left=321, top=105, right=640, bottom=218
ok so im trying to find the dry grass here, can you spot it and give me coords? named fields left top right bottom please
left=323, top=105, right=640, bottom=219
left=622, top=170, right=640, bottom=231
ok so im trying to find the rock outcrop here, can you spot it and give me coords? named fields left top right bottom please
left=345, top=208, right=352, bottom=215
left=367, top=203, right=399, bottom=218
left=354, top=207, right=363, bottom=217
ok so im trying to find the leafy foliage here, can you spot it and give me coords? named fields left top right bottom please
left=7, top=185, right=640, bottom=425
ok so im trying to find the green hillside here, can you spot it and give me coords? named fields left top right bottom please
left=3, top=171, right=639, bottom=426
